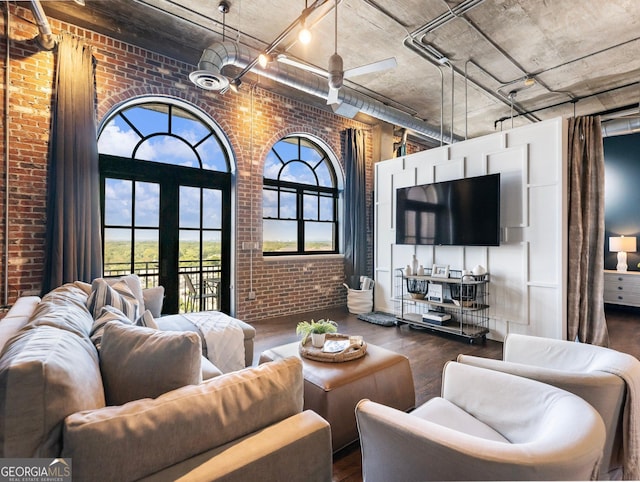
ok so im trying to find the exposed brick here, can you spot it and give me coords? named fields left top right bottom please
left=0, top=4, right=428, bottom=318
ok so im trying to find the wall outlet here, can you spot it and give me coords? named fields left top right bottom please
left=248, top=291, right=256, bottom=300
left=242, top=241, right=259, bottom=250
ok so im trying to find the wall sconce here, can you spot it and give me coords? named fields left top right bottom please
left=609, top=235, right=637, bottom=271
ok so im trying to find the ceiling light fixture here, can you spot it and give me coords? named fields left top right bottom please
left=258, top=53, right=271, bottom=69
left=229, top=78, right=242, bottom=93
left=298, top=1, right=312, bottom=44
left=219, top=1, right=230, bottom=40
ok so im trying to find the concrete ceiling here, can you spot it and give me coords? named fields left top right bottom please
left=39, top=0, right=640, bottom=143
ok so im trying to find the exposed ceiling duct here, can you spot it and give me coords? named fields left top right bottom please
left=601, top=116, right=640, bottom=137
left=29, top=0, right=56, bottom=50
left=190, top=41, right=459, bottom=144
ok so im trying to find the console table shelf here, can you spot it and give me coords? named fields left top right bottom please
left=394, top=269, right=490, bottom=344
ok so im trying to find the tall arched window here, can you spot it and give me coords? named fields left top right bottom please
left=263, top=135, right=341, bottom=255
left=97, top=97, right=233, bottom=314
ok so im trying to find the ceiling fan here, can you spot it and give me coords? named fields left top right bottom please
left=278, top=0, right=397, bottom=106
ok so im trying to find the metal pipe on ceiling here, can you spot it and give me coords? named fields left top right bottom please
left=601, top=116, right=640, bottom=138
left=190, top=41, right=459, bottom=144
left=29, top=0, right=56, bottom=50
left=4, top=4, right=10, bottom=307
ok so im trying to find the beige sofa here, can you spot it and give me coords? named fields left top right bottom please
left=0, top=282, right=332, bottom=481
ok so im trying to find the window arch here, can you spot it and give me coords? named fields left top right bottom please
left=98, top=99, right=231, bottom=172
left=97, top=96, right=233, bottom=314
left=263, top=134, right=342, bottom=255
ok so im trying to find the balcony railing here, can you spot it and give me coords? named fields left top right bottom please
left=104, top=259, right=221, bottom=313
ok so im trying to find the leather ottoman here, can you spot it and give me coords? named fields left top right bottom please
left=259, top=342, right=415, bottom=452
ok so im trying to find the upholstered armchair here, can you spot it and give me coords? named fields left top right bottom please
left=458, top=333, right=640, bottom=480
left=355, top=361, right=606, bottom=482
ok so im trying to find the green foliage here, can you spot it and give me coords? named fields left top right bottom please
left=295, top=319, right=338, bottom=344
left=104, top=240, right=221, bottom=266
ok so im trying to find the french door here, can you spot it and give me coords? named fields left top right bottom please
left=100, top=155, right=231, bottom=314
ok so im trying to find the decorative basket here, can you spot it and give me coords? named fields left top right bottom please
left=406, top=278, right=428, bottom=297
left=299, top=333, right=367, bottom=363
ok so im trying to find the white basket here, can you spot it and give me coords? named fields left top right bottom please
left=346, top=288, right=373, bottom=314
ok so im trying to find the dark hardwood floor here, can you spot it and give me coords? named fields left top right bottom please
left=250, top=305, right=640, bottom=482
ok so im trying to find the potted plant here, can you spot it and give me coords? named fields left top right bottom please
left=296, top=319, right=338, bottom=348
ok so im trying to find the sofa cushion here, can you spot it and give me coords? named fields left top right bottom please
left=0, top=296, right=40, bottom=356
left=28, top=283, right=94, bottom=338
left=107, top=274, right=145, bottom=312
left=411, top=397, right=509, bottom=443
left=100, top=322, right=202, bottom=405
left=201, top=356, right=223, bottom=380
left=87, top=278, right=139, bottom=321
left=90, top=305, right=159, bottom=350
left=90, top=306, right=134, bottom=349
left=137, top=309, right=158, bottom=329
left=62, top=357, right=304, bottom=481
left=143, top=286, right=165, bottom=318
left=0, top=325, right=105, bottom=458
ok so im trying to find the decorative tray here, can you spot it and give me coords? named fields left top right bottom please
left=299, top=333, right=367, bottom=363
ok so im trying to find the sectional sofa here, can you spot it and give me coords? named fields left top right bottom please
left=0, top=280, right=332, bottom=481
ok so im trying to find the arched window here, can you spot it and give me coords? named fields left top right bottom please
left=97, top=97, right=233, bottom=314
left=263, top=135, right=341, bottom=255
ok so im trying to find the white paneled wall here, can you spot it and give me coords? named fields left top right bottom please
left=374, top=117, right=568, bottom=341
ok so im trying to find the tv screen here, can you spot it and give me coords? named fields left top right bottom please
left=396, top=173, right=501, bottom=246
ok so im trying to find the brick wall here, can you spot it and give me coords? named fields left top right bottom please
left=0, top=4, right=426, bottom=321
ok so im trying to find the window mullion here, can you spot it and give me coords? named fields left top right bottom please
left=297, top=187, right=304, bottom=254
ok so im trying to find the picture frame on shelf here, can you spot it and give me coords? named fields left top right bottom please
left=431, top=264, right=450, bottom=278
left=427, top=283, right=443, bottom=303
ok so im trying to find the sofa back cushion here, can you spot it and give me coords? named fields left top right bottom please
left=62, top=357, right=304, bottom=481
left=0, top=325, right=105, bottom=457
left=28, top=284, right=94, bottom=338
left=0, top=296, right=40, bottom=355
left=99, top=321, right=202, bottom=405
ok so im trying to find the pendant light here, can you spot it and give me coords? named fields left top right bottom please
left=298, top=0, right=311, bottom=44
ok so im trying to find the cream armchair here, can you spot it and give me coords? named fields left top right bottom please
left=355, top=361, right=605, bottom=482
left=458, top=334, right=640, bottom=480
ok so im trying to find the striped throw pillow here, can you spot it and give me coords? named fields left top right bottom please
left=87, top=278, right=140, bottom=322
left=90, top=306, right=158, bottom=349
left=90, top=305, right=134, bottom=350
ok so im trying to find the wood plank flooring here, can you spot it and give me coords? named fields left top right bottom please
left=250, top=305, right=640, bottom=482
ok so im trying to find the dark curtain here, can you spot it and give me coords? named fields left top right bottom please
left=567, top=116, right=608, bottom=346
left=42, top=34, right=102, bottom=293
left=343, top=128, right=367, bottom=288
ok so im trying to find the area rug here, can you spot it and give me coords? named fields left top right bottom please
left=357, top=311, right=397, bottom=327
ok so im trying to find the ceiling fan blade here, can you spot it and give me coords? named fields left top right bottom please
left=276, top=54, right=328, bottom=78
left=344, top=57, right=397, bottom=79
left=327, top=86, right=340, bottom=105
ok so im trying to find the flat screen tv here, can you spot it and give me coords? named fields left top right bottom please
left=396, top=173, right=501, bottom=246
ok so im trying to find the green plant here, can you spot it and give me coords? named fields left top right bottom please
left=296, top=319, right=338, bottom=344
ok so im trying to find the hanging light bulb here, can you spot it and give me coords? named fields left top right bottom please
left=258, top=53, right=271, bottom=69
left=298, top=24, right=311, bottom=44
left=298, top=1, right=311, bottom=44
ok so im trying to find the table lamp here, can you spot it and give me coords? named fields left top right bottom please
left=609, top=235, right=637, bottom=272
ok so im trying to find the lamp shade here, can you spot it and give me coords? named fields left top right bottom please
left=609, top=236, right=637, bottom=253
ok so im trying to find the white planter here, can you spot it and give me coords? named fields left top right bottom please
left=311, top=333, right=326, bottom=348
